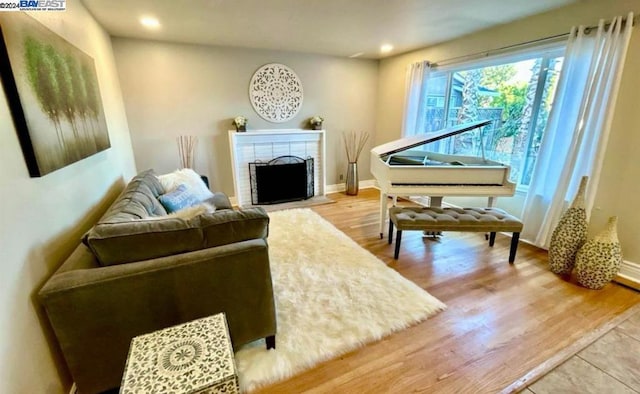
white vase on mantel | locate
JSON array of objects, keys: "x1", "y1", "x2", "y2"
[
  {"x1": 548, "y1": 176, "x2": 589, "y2": 275},
  {"x1": 574, "y1": 216, "x2": 623, "y2": 290}
]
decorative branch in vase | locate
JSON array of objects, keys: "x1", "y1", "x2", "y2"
[
  {"x1": 177, "y1": 135, "x2": 198, "y2": 169},
  {"x1": 342, "y1": 130, "x2": 370, "y2": 196}
]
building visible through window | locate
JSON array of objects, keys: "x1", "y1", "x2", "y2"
[{"x1": 419, "y1": 48, "x2": 564, "y2": 188}]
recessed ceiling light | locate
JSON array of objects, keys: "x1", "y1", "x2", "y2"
[
  {"x1": 349, "y1": 52, "x2": 364, "y2": 58},
  {"x1": 380, "y1": 44, "x2": 393, "y2": 53},
  {"x1": 140, "y1": 16, "x2": 161, "y2": 29}
]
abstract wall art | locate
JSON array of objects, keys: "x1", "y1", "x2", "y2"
[{"x1": 0, "y1": 13, "x2": 110, "y2": 177}]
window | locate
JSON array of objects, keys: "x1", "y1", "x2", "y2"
[{"x1": 419, "y1": 47, "x2": 564, "y2": 188}]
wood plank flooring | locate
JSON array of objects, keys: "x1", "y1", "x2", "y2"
[{"x1": 255, "y1": 189, "x2": 640, "y2": 393}]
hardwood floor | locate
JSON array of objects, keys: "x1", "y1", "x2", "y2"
[{"x1": 255, "y1": 189, "x2": 640, "y2": 393}]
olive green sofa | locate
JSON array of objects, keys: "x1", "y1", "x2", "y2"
[{"x1": 38, "y1": 170, "x2": 276, "y2": 394}]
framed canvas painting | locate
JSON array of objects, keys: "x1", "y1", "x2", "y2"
[{"x1": 0, "y1": 13, "x2": 110, "y2": 177}]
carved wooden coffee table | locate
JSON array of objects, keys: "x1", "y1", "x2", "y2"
[{"x1": 120, "y1": 313, "x2": 239, "y2": 393}]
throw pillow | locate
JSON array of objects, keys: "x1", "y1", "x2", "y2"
[
  {"x1": 158, "y1": 184, "x2": 200, "y2": 213},
  {"x1": 157, "y1": 168, "x2": 214, "y2": 202}
]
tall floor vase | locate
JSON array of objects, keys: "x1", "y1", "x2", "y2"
[
  {"x1": 346, "y1": 162, "x2": 359, "y2": 196},
  {"x1": 548, "y1": 176, "x2": 589, "y2": 275},
  {"x1": 575, "y1": 216, "x2": 623, "y2": 290}
]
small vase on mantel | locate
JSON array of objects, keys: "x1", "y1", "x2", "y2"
[
  {"x1": 575, "y1": 216, "x2": 623, "y2": 290},
  {"x1": 548, "y1": 176, "x2": 589, "y2": 275},
  {"x1": 346, "y1": 162, "x2": 359, "y2": 195}
]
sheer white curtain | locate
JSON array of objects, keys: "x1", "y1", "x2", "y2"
[
  {"x1": 402, "y1": 61, "x2": 431, "y2": 137},
  {"x1": 521, "y1": 13, "x2": 634, "y2": 248}
]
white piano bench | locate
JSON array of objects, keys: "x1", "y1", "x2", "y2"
[{"x1": 388, "y1": 206, "x2": 523, "y2": 263}]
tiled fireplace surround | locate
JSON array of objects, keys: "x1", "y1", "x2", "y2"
[{"x1": 228, "y1": 129, "x2": 326, "y2": 207}]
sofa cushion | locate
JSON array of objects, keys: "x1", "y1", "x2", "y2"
[
  {"x1": 98, "y1": 169, "x2": 167, "y2": 221},
  {"x1": 83, "y1": 216, "x2": 203, "y2": 266},
  {"x1": 84, "y1": 207, "x2": 269, "y2": 266},
  {"x1": 158, "y1": 184, "x2": 200, "y2": 213},
  {"x1": 197, "y1": 208, "x2": 269, "y2": 249}
]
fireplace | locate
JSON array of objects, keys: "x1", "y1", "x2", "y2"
[
  {"x1": 249, "y1": 156, "x2": 314, "y2": 204},
  {"x1": 228, "y1": 129, "x2": 326, "y2": 207}
]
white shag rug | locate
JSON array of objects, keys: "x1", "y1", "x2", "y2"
[{"x1": 235, "y1": 209, "x2": 446, "y2": 392}]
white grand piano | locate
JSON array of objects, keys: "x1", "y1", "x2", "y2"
[{"x1": 370, "y1": 120, "x2": 516, "y2": 238}]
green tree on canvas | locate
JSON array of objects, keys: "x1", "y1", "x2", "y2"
[{"x1": 23, "y1": 35, "x2": 104, "y2": 155}]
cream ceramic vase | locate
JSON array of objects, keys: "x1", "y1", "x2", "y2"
[
  {"x1": 575, "y1": 216, "x2": 623, "y2": 290},
  {"x1": 548, "y1": 176, "x2": 589, "y2": 275}
]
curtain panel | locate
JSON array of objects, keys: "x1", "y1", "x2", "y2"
[
  {"x1": 402, "y1": 61, "x2": 431, "y2": 137},
  {"x1": 521, "y1": 12, "x2": 634, "y2": 248}
]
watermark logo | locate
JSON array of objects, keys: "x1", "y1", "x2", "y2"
[{"x1": 0, "y1": 0, "x2": 66, "y2": 11}]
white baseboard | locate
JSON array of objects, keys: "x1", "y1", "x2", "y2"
[
  {"x1": 325, "y1": 179, "x2": 376, "y2": 193},
  {"x1": 616, "y1": 260, "x2": 640, "y2": 290},
  {"x1": 231, "y1": 179, "x2": 377, "y2": 204}
]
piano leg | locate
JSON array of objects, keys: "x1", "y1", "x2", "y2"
[
  {"x1": 424, "y1": 196, "x2": 443, "y2": 237},
  {"x1": 379, "y1": 192, "x2": 388, "y2": 239},
  {"x1": 486, "y1": 197, "x2": 496, "y2": 240},
  {"x1": 429, "y1": 196, "x2": 443, "y2": 207}
]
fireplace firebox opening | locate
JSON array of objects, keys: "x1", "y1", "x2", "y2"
[{"x1": 249, "y1": 156, "x2": 314, "y2": 205}]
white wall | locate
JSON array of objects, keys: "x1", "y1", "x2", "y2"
[
  {"x1": 376, "y1": 0, "x2": 640, "y2": 264},
  {"x1": 0, "y1": 1, "x2": 136, "y2": 392},
  {"x1": 112, "y1": 39, "x2": 378, "y2": 195}
]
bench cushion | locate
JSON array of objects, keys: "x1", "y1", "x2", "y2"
[{"x1": 389, "y1": 207, "x2": 523, "y2": 233}]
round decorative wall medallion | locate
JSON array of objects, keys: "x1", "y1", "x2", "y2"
[{"x1": 249, "y1": 63, "x2": 303, "y2": 123}]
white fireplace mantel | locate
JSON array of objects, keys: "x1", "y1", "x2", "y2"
[{"x1": 228, "y1": 129, "x2": 326, "y2": 207}]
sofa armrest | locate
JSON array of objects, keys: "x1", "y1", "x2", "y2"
[{"x1": 39, "y1": 239, "x2": 276, "y2": 393}]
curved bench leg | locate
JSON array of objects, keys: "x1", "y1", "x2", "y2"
[
  {"x1": 509, "y1": 232, "x2": 520, "y2": 264},
  {"x1": 394, "y1": 230, "x2": 403, "y2": 259}
]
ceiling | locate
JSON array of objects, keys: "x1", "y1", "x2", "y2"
[{"x1": 82, "y1": 0, "x2": 577, "y2": 59}]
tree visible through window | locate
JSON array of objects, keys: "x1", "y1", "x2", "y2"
[{"x1": 422, "y1": 49, "x2": 564, "y2": 187}]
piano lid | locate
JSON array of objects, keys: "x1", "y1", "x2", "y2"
[{"x1": 371, "y1": 120, "x2": 492, "y2": 157}]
